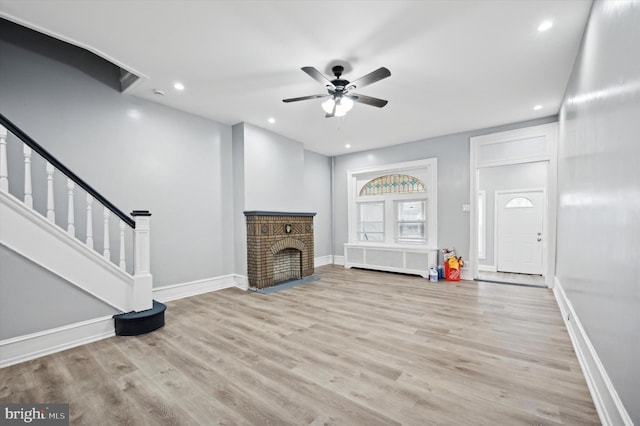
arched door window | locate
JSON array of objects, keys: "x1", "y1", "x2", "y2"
[{"x1": 505, "y1": 197, "x2": 534, "y2": 208}]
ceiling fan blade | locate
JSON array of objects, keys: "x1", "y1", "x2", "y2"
[
  {"x1": 348, "y1": 67, "x2": 391, "y2": 90},
  {"x1": 349, "y1": 93, "x2": 388, "y2": 108},
  {"x1": 301, "y1": 67, "x2": 335, "y2": 87},
  {"x1": 282, "y1": 94, "x2": 329, "y2": 103}
]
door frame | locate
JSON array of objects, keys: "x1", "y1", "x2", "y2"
[
  {"x1": 469, "y1": 122, "x2": 558, "y2": 288},
  {"x1": 494, "y1": 187, "x2": 546, "y2": 275}
]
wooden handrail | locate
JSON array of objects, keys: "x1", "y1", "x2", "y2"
[{"x1": 0, "y1": 113, "x2": 135, "y2": 228}]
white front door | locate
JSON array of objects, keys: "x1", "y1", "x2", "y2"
[{"x1": 496, "y1": 191, "x2": 544, "y2": 274}]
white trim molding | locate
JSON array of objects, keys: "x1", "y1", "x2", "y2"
[
  {"x1": 0, "y1": 315, "x2": 115, "y2": 368},
  {"x1": 477, "y1": 264, "x2": 497, "y2": 272},
  {"x1": 469, "y1": 122, "x2": 558, "y2": 288},
  {"x1": 233, "y1": 274, "x2": 249, "y2": 290},
  {"x1": 553, "y1": 277, "x2": 633, "y2": 426},
  {"x1": 0, "y1": 190, "x2": 136, "y2": 311},
  {"x1": 153, "y1": 275, "x2": 238, "y2": 303},
  {"x1": 347, "y1": 158, "x2": 438, "y2": 249},
  {"x1": 314, "y1": 255, "x2": 334, "y2": 267},
  {"x1": 333, "y1": 255, "x2": 345, "y2": 266},
  {"x1": 460, "y1": 267, "x2": 472, "y2": 281}
]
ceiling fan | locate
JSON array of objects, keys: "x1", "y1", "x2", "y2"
[{"x1": 283, "y1": 65, "x2": 391, "y2": 118}]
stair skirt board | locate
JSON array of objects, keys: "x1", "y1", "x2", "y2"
[{"x1": 113, "y1": 300, "x2": 167, "y2": 336}]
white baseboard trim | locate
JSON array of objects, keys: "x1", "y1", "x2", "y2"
[
  {"x1": 461, "y1": 267, "x2": 473, "y2": 280},
  {"x1": 233, "y1": 274, "x2": 249, "y2": 291},
  {"x1": 333, "y1": 255, "x2": 345, "y2": 266},
  {"x1": 0, "y1": 315, "x2": 115, "y2": 369},
  {"x1": 478, "y1": 264, "x2": 497, "y2": 272},
  {"x1": 153, "y1": 274, "x2": 238, "y2": 303},
  {"x1": 314, "y1": 255, "x2": 333, "y2": 267},
  {"x1": 553, "y1": 277, "x2": 633, "y2": 426}
]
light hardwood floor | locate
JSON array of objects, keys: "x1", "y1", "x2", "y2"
[{"x1": 0, "y1": 265, "x2": 599, "y2": 425}]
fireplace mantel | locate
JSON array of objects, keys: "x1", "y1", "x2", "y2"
[{"x1": 244, "y1": 211, "x2": 317, "y2": 217}]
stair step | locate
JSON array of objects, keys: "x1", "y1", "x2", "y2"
[{"x1": 113, "y1": 300, "x2": 166, "y2": 336}]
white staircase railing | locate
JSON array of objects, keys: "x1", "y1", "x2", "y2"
[{"x1": 0, "y1": 116, "x2": 152, "y2": 312}]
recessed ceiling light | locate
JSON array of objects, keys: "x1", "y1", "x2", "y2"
[
  {"x1": 534, "y1": 104, "x2": 543, "y2": 110},
  {"x1": 173, "y1": 82, "x2": 185, "y2": 91},
  {"x1": 127, "y1": 109, "x2": 141, "y2": 119},
  {"x1": 345, "y1": 144, "x2": 351, "y2": 149},
  {"x1": 538, "y1": 20, "x2": 553, "y2": 32},
  {"x1": 268, "y1": 117, "x2": 276, "y2": 124}
]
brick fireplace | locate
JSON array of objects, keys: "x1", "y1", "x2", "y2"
[{"x1": 244, "y1": 211, "x2": 316, "y2": 289}]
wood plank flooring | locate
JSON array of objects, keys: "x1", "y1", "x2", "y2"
[{"x1": 0, "y1": 265, "x2": 599, "y2": 425}]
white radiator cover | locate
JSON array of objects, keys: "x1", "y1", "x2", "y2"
[{"x1": 344, "y1": 243, "x2": 437, "y2": 278}]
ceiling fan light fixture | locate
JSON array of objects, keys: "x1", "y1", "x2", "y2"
[
  {"x1": 322, "y1": 96, "x2": 354, "y2": 116},
  {"x1": 339, "y1": 96, "x2": 354, "y2": 112},
  {"x1": 322, "y1": 98, "x2": 336, "y2": 114}
]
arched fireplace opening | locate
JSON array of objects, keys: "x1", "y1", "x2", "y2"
[{"x1": 273, "y1": 248, "x2": 302, "y2": 283}]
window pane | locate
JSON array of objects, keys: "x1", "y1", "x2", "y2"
[
  {"x1": 505, "y1": 197, "x2": 533, "y2": 208},
  {"x1": 397, "y1": 201, "x2": 425, "y2": 221},
  {"x1": 358, "y1": 202, "x2": 384, "y2": 242},
  {"x1": 360, "y1": 222, "x2": 384, "y2": 233},
  {"x1": 358, "y1": 232, "x2": 384, "y2": 242},
  {"x1": 397, "y1": 223, "x2": 425, "y2": 240},
  {"x1": 360, "y1": 202, "x2": 384, "y2": 221}
]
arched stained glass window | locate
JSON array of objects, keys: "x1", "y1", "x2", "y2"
[
  {"x1": 505, "y1": 197, "x2": 533, "y2": 208},
  {"x1": 359, "y1": 174, "x2": 426, "y2": 196}
]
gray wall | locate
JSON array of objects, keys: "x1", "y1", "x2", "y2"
[
  {"x1": 556, "y1": 0, "x2": 639, "y2": 421},
  {"x1": 303, "y1": 150, "x2": 332, "y2": 258},
  {"x1": 0, "y1": 245, "x2": 118, "y2": 339},
  {"x1": 0, "y1": 19, "x2": 234, "y2": 288},
  {"x1": 232, "y1": 123, "x2": 247, "y2": 276},
  {"x1": 332, "y1": 116, "x2": 558, "y2": 261},
  {"x1": 232, "y1": 123, "x2": 332, "y2": 277},
  {"x1": 243, "y1": 123, "x2": 305, "y2": 212},
  {"x1": 478, "y1": 161, "x2": 547, "y2": 267}
]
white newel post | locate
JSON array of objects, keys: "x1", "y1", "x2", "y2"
[
  {"x1": 46, "y1": 162, "x2": 55, "y2": 223},
  {"x1": 132, "y1": 210, "x2": 153, "y2": 312},
  {"x1": 67, "y1": 179, "x2": 75, "y2": 236},
  {"x1": 86, "y1": 194, "x2": 94, "y2": 249},
  {"x1": 103, "y1": 207, "x2": 111, "y2": 260},
  {"x1": 0, "y1": 126, "x2": 8, "y2": 192},
  {"x1": 119, "y1": 220, "x2": 126, "y2": 271},
  {"x1": 23, "y1": 145, "x2": 33, "y2": 208}
]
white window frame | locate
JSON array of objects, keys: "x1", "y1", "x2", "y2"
[{"x1": 347, "y1": 158, "x2": 437, "y2": 248}]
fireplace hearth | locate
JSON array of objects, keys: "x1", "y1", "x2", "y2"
[{"x1": 244, "y1": 211, "x2": 316, "y2": 289}]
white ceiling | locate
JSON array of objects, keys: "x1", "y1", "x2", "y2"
[{"x1": 1, "y1": 0, "x2": 592, "y2": 156}]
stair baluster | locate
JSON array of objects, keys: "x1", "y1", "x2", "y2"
[
  {"x1": 46, "y1": 162, "x2": 55, "y2": 223},
  {"x1": 23, "y1": 145, "x2": 33, "y2": 208},
  {"x1": 67, "y1": 178, "x2": 75, "y2": 236},
  {"x1": 86, "y1": 194, "x2": 94, "y2": 249},
  {"x1": 0, "y1": 126, "x2": 7, "y2": 192},
  {"x1": 119, "y1": 220, "x2": 126, "y2": 271},
  {"x1": 103, "y1": 207, "x2": 111, "y2": 260}
]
